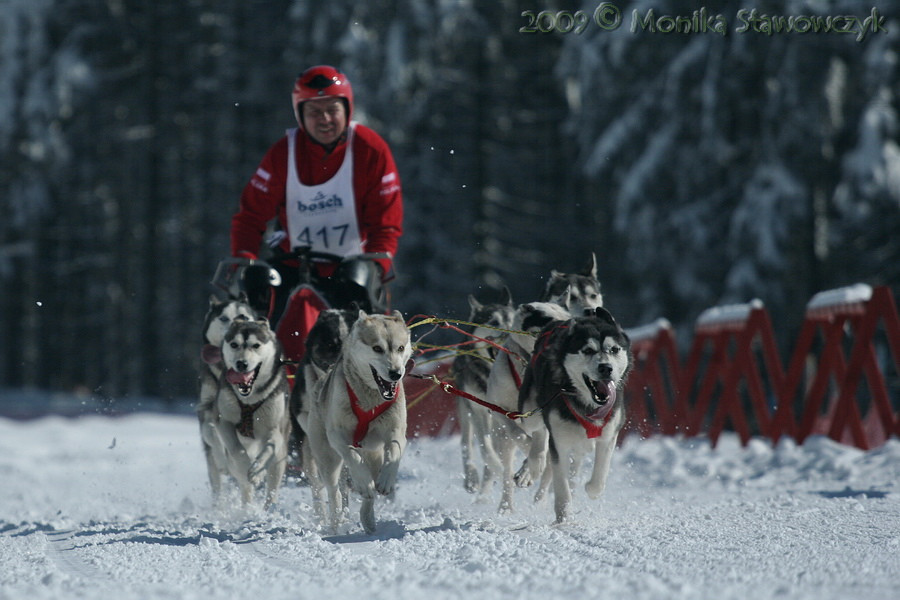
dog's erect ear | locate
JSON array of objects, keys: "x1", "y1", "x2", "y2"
[
  {"x1": 391, "y1": 309, "x2": 404, "y2": 322},
  {"x1": 358, "y1": 309, "x2": 368, "y2": 321},
  {"x1": 582, "y1": 253, "x2": 598, "y2": 279},
  {"x1": 498, "y1": 286, "x2": 513, "y2": 307},
  {"x1": 592, "y1": 306, "x2": 617, "y2": 327},
  {"x1": 209, "y1": 294, "x2": 223, "y2": 307},
  {"x1": 255, "y1": 316, "x2": 269, "y2": 327},
  {"x1": 467, "y1": 294, "x2": 483, "y2": 312},
  {"x1": 237, "y1": 291, "x2": 250, "y2": 304}
]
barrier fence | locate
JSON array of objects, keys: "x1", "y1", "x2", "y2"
[{"x1": 624, "y1": 284, "x2": 900, "y2": 450}]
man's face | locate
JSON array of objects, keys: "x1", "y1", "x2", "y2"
[{"x1": 301, "y1": 97, "x2": 347, "y2": 146}]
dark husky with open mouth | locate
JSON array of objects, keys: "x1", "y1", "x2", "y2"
[
  {"x1": 214, "y1": 315, "x2": 291, "y2": 508},
  {"x1": 517, "y1": 307, "x2": 632, "y2": 523}
]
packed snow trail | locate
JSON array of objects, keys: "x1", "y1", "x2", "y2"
[{"x1": 1, "y1": 414, "x2": 898, "y2": 600}]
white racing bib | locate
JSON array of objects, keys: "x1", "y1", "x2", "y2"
[{"x1": 285, "y1": 124, "x2": 363, "y2": 257}]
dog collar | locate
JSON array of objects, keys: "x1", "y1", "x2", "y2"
[
  {"x1": 347, "y1": 382, "x2": 395, "y2": 448},
  {"x1": 237, "y1": 398, "x2": 266, "y2": 438},
  {"x1": 562, "y1": 394, "x2": 611, "y2": 439}
]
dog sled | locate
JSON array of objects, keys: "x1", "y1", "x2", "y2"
[
  {"x1": 212, "y1": 246, "x2": 388, "y2": 363},
  {"x1": 210, "y1": 247, "x2": 458, "y2": 437}
]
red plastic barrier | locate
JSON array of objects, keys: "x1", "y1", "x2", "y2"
[
  {"x1": 622, "y1": 285, "x2": 899, "y2": 450},
  {"x1": 624, "y1": 319, "x2": 682, "y2": 438},
  {"x1": 682, "y1": 300, "x2": 784, "y2": 447},
  {"x1": 782, "y1": 285, "x2": 900, "y2": 450}
]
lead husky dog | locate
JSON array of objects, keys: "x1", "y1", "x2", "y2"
[
  {"x1": 449, "y1": 288, "x2": 515, "y2": 494},
  {"x1": 214, "y1": 315, "x2": 291, "y2": 508},
  {"x1": 305, "y1": 310, "x2": 413, "y2": 534},
  {"x1": 518, "y1": 307, "x2": 631, "y2": 523},
  {"x1": 484, "y1": 256, "x2": 605, "y2": 511},
  {"x1": 198, "y1": 295, "x2": 257, "y2": 499}
]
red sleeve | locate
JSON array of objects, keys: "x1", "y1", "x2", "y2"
[
  {"x1": 231, "y1": 137, "x2": 289, "y2": 257},
  {"x1": 353, "y1": 126, "x2": 403, "y2": 279}
]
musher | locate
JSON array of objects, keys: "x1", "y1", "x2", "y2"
[{"x1": 230, "y1": 65, "x2": 404, "y2": 362}]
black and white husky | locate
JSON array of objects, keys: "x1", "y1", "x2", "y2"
[
  {"x1": 518, "y1": 307, "x2": 631, "y2": 523},
  {"x1": 449, "y1": 288, "x2": 515, "y2": 494},
  {"x1": 213, "y1": 316, "x2": 292, "y2": 508},
  {"x1": 304, "y1": 311, "x2": 413, "y2": 534},
  {"x1": 198, "y1": 295, "x2": 257, "y2": 500}
]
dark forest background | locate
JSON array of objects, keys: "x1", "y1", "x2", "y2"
[{"x1": 1, "y1": 0, "x2": 898, "y2": 406}]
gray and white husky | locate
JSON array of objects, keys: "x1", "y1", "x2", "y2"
[
  {"x1": 305, "y1": 310, "x2": 413, "y2": 534},
  {"x1": 541, "y1": 253, "x2": 603, "y2": 315},
  {"x1": 213, "y1": 315, "x2": 292, "y2": 508},
  {"x1": 198, "y1": 295, "x2": 257, "y2": 499},
  {"x1": 484, "y1": 301, "x2": 572, "y2": 511},
  {"x1": 518, "y1": 307, "x2": 632, "y2": 523},
  {"x1": 449, "y1": 288, "x2": 515, "y2": 494}
]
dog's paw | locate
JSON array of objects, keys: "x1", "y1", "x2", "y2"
[
  {"x1": 374, "y1": 473, "x2": 396, "y2": 496},
  {"x1": 360, "y1": 507, "x2": 377, "y2": 534},
  {"x1": 584, "y1": 480, "x2": 605, "y2": 499},
  {"x1": 248, "y1": 462, "x2": 266, "y2": 486},
  {"x1": 513, "y1": 466, "x2": 533, "y2": 488},
  {"x1": 463, "y1": 466, "x2": 480, "y2": 493}
]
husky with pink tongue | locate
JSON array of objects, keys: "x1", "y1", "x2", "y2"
[
  {"x1": 214, "y1": 315, "x2": 291, "y2": 508},
  {"x1": 517, "y1": 307, "x2": 632, "y2": 524},
  {"x1": 303, "y1": 310, "x2": 413, "y2": 534}
]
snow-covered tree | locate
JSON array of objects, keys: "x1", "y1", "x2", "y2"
[{"x1": 558, "y1": 0, "x2": 900, "y2": 345}]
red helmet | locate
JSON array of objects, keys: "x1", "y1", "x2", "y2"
[{"x1": 292, "y1": 65, "x2": 353, "y2": 128}]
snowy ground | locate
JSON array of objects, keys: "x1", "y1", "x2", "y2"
[{"x1": 1, "y1": 413, "x2": 898, "y2": 600}]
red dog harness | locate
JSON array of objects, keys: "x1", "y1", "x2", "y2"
[
  {"x1": 562, "y1": 395, "x2": 613, "y2": 439},
  {"x1": 347, "y1": 382, "x2": 395, "y2": 448}
]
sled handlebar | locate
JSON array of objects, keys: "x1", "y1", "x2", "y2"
[
  {"x1": 211, "y1": 247, "x2": 392, "y2": 296},
  {"x1": 263, "y1": 246, "x2": 393, "y2": 288},
  {"x1": 266, "y1": 246, "x2": 392, "y2": 266}
]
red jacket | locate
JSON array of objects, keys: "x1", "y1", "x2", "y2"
[{"x1": 231, "y1": 124, "x2": 403, "y2": 277}]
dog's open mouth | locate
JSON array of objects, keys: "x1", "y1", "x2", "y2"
[
  {"x1": 370, "y1": 366, "x2": 398, "y2": 401},
  {"x1": 582, "y1": 375, "x2": 616, "y2": 420},
  {"x1": 583, "y1": 375, "x2": 617, "y2": 416},
  {"x1": 226, "y1": 365, "x2": 260, "y2": 396}
]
